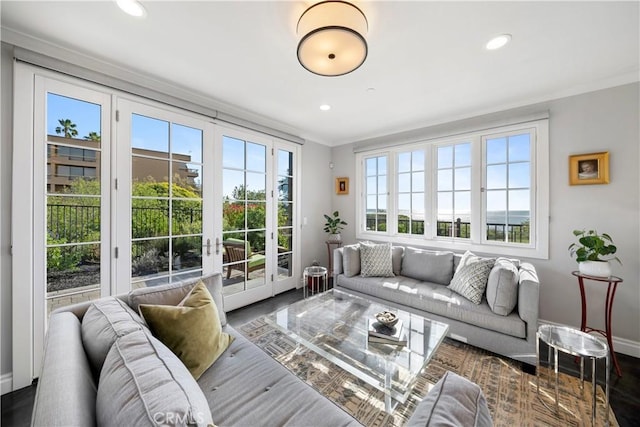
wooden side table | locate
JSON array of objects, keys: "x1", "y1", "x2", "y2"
[{"x1": 571, "y1": 271, "x2": 623, "y2": 377}]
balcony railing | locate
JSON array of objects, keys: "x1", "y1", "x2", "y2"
[{"x1": 367, "y1": 217, "x2": 530, "y2": 243}]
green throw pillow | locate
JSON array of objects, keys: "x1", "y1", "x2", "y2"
[{"x1": 139, "y1": 281, "x2": 234, "y2": 380}]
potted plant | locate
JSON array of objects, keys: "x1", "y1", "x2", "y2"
[
  {"x1": 323, "y1": 211, "x2": 347, "y2": 242},
  {"x1": 568, "y1": 229, "x2": 621, "y2": 277}
]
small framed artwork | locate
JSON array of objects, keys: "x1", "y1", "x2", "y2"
[
  {"x1": 569, "y1": 152, "x2": 609, "y2": 185},
  {"x1": 335, "y1": 177, "x2": 349, "y2": 195}
]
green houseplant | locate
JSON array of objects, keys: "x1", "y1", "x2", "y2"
[
  {"x1": 568, "y1": 229, "x2": 621, "y2": 277},
  {"x1": 323, "y1": 211, "x2": 347, "y2": 242}
]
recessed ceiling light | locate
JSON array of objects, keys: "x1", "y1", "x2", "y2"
[
  {"x1": 116, "y1": 0, "x2": 147, "y2": 18},
  {"x1": 320, "y1": 104, "x2": 331, "y2": 111},
  {"x1": 486, "y1": 34, "x2": 511, "y2": 50}
]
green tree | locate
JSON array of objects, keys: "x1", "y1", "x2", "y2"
[
  {"x1": 84, "y1": 131, "x2": 101, "y2": 142},
  {"x1": 55, "y1": 119, "x2": 78, "y2": 138}
]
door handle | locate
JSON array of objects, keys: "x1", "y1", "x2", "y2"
[
  {"x1": 215, "y1": 237, "x2": 221, "y2": 255},
  {"x1": 204, "y1": 238, "x2": 211, "y2": 256}
]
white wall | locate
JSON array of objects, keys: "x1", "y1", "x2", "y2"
[
  {"x1": 330, "y1": 83, "x2": 640, "y2": 355},
  {"x1": 1, "y1": 43, "x2": 13, "y2": 385},
  {"x1": 299, "y1": 140, "x2": 333, "y2": 270}
]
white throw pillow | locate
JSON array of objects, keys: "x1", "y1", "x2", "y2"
[
  {"x1": 342, "y1": 243, "x2": 361, "y2": 277},
  {"x1": 486, "y1": 257, "x2": 520, "y2": 315},
  {"x1": 447, "y1": 251, "x2": 495, "y2": 304},
  {"x1": 360, "y1": 242, "x2": 394, "y2": 277}
]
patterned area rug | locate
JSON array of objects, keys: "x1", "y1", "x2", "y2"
[{"x1": 239, "y1": 318, "x2": 618, "y2": 427}]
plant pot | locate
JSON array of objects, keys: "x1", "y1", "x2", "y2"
[
  {"x1": 328, "y1": 233, "x2": 341, "y2": 242},
  {"x1": 578, "y1": 260, "x2": 612, "y2": 278}
]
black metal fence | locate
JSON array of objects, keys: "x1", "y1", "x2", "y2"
[
  {"x1": 47, "y1": 203, "x2": 202, "y2": 242},
  {"x1": 368, "y1": 217, "x2": 529, "y2": 243}
]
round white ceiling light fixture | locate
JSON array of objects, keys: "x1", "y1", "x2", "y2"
[
  {"x1": 116, "y1": 0, "x2": 147, "y2": 18},
  {"x1": 320, "y1": 104, "x2": 331, "y2": 111},
  {"x1": 297, "y1": 1, "x2": 368, "y2": 77},
  {"x1": 486, "y1": 34, "x2": 512, "y2": 50}
]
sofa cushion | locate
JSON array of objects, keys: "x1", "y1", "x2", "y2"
[
  {"x1": 342, "y1": 243, "x2": 361, "y2": 277},
  {"x1": 97, "y1": 329, "x2": 213, "y2": 427},
  {"x1": 360, "y1": 242, "x2": 394, "y2": 277},
  {"x1": 81, "y1": 297, "x2": 145, "y2": 376},
  {"x1": 337, "y1": 274, "x2": 526, "y2": 338},
  {"x1": 197, "y1": 325, "x2": 361, "y2": 426},
  {"x1": 139, "y1": 281, "x2": 234, "y2": 380},
  {"x1": 406, "y1": 371, "x2": 493, "y2": 427},
  {"x1": 448, "y1": 252, "x2": 495, "y2": 304},
  {"x1": 486, "y1": 258, "x2": 520, "y2": 316},
  {"x1": 129, "y1": 272, "x2": 227, "y2": 326},
  {"x1": 401, "y1": 247, "x2": 454, "y2": 285}
]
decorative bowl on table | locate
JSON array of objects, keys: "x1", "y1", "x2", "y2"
[{"x1": 375, "y1": 311, "x2": 399, "y2": 327}]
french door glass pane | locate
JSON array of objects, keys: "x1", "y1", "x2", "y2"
[
  {"x1": 45, "y1": 92, "x2": 103, "y2": 314},
  {"x1": 276, "y1": 149, "x2": 294, "y2": 279},
  {"x1": 222, "y1": 136, "x2": 267, "y2": 293},
  {"x1": 131, "y1": 113, "x2": 204, "y2": 287}
]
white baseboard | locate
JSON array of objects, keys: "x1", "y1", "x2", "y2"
[
  {"x1": 539, "y1": 319, "x2": 640, "y2": 358},
  {"x1": 1, "y1": 372, "x2": 12, "y2": 395}
]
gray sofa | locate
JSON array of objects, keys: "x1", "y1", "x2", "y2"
[
  {"x1": 333, "y1": 244, "x2": 540, "y2": 366},
  {"x1": 31, "y1": 273, "x2": 361, "y2": 427},
  {"x1": 32, "y1": 271, "x2": 494, "y2": 426}
]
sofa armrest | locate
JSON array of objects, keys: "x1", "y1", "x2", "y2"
[
  {"x1": 32, "y1": 312, "x2": 97, "y2": 427},
  {"x1": 517, "y1": 262, "x2": 540, "y2": 338},
  {"x1": 333, "y1": 247, "x2": 345, "y2": 278},
  {"x1": 406, "y1": 371, "x2": 493, "y2": 427}
]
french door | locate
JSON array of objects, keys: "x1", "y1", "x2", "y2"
[
  {"x1": 115, "y1": 99, "x2": 216, "y2": 294},
  {"x1": 35, "y1": 79, "x2": 112, "y2": 320},
  {"x1": 217, "y1": 126, "x2": 300, "y2": 311},
  {"x1": 13, "y1": 65, "x2": 299, "y2": 389}
]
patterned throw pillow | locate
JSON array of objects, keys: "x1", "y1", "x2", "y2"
[
  {"x1": 360, "y1": 242, "x2": 394, "y2": 277},
  {"x1": 447, "y1": 252, "x2": 495, "y2": 304}
]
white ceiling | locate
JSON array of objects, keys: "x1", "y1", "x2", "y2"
[{"x1": 1, "y1": 1, "x2": 638, "y2": 146}]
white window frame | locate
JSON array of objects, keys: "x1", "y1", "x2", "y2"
[{"x1": 356, "y1": 119, "x2": 549, "y2": 259}]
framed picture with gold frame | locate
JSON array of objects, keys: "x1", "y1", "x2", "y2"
[
  {"x1": 569, "y1": 152, "x2": 609, "y2": 185},
  {"x1": 335, "y1": 177, "x2": 349, "y2": 195}
]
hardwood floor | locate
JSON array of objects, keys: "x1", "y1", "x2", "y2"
[{"x1": 2, "y1": 287, "x2": 639, "y2": 426}]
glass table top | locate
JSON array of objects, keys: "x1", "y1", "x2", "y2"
[
  {"x1": 538, "y1": 324, "x2": 609, "y2": 358},
  {"x1": 264, "y1": 289, "x2": 450, "y2": 405}
]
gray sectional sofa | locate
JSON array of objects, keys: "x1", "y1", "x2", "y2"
[
  {"x1": 32, "y1": 271, "x2": 495, "y2": 426},
  {"x1": 333, "y1": 244, "x2": 540, "y2": 366}
]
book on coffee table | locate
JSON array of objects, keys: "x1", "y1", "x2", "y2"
[{"x1": 368, "y1": 319, "x2": 407, "y2": 346}]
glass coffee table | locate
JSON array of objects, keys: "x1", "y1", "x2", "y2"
[{"x1": 264, "y1": 289, "x2": 449, "y2": 412}]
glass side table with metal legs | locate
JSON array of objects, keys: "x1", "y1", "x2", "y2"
[
  {"x1": 302, "y1": 266, "x2": 328, "y2": 298},
  {"x1": 536, "y1": 324, "x2": 610, "y2": 426}
]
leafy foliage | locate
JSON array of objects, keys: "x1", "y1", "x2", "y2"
[
  {"x1": 55, "y1": 118, "x2": 78, "y2": 138},
  {"x1": 568, "y1": 229, "x2": 621, "y2": 264},
  {"x1": 323, "y1": 211, "x2": 347, "y2": 234}
]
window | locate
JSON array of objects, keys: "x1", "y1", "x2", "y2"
[
  {"x1": 397, "y1": 150, "x2": 425, "y2": 235},
  {"x1": 365, "y1": 155, "x2": 388, "y2": 232},
  {"x1": 356, "y1": 119, "x2": 548, "y2": 259},
  {"x1": 436, "y1": 143, "x2": 471, "y2": 239},
  {"x1": 484, "y1": 131, "x2": 532, "y2": 244}
]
